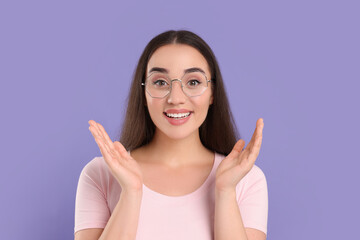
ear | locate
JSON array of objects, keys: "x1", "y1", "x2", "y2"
[{"x1": 209, "y1": 95, "x2": 214, "y2": 105}]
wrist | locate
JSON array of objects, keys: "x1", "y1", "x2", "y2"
[
  {"x1": 215, "y1": 188, "x2": 237, "y2": 200},
  {"x1": 121, "y1": 188, "x2": 143, "y2": 198}
]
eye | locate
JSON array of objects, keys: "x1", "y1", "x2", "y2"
[
  {"x1": 153, "y1": 79, "x2": 169, "y2": 86},
  {"x1": 188, "y1": 79, "x2": 200, "y2": 86}
]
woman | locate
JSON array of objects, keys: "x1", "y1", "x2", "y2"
[{"x1": 74, "y1": 30, "x2": 268, "y2": 240}]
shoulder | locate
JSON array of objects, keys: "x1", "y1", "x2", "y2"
[
  {"x1": 237, "y1": 164, "x2": 268, "y2": 204},
  {"x1": 82, "y1": 156, "x2": 107, "y2": 171},
  {"x1": 81, "y1": 156, "x2": 108, "y2": 176},
  {"x1": 239, "y1": 164, "x2": 267, "y2": 191},
  {"x1": 78, "y1": 156, "x2": 113, "y2": 189},
  {"x1": 236, "y1": 165, "x2": 268, "y2": 235},
  {"x1": 245, "y1": 165, "x2": 266, "y2": 182}
]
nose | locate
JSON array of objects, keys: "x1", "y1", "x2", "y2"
[{"x1": 167, "y1": 79, "x2": 186, "y2": 104}]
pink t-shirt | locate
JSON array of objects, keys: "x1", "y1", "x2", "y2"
[{"x1": 74, "y1": 152, "x2": 268, "y2": 238}]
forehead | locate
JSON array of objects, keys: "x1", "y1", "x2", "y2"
[{"x1": 146, "y1": 44, "x2": 211, "y2": 77}]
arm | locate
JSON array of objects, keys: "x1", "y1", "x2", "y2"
[
  {"x1": 98, "y1": 190, "x2": 143, "y2": 240},
  {"x1": 214, "y1": 189, "x2": 266, "y2": 240},
  {"x1": 75, "y1": 190, "x2": 143, "y2": 240},
  {"x1": 214, "y1": 118, "x2": 267, "y2": 239},
  {"x1": 74, "y1": 120, "x2": 144, "y2": 240}
]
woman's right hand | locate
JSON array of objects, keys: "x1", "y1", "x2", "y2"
[{"x1": 88, "y1": 120, "x2": 143, "y2": 193}]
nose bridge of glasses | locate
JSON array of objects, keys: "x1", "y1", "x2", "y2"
[
  {"x1": 168, "y1": 78, "x2": 187, "y2": 98},
  {"x1": 170, "y1": 78, "x2": 183, "y2": 88}
]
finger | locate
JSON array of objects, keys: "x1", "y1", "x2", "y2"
[
  {"x1": 244, "y1": 118, "x2": 263, "y2": 152},
  {"x1": 114, "y1": 141, "x2": 131, "y2": 160},
  {"x1": 88, "y1": 121, "x2": 103, "y2": 141},
  {"x1": 244, "y1": 119, "x2": 259, "y2": 151},
  {"x1": 92, "y1": 122, "x2": 117, "y2": 158},
  {"x1": 94, "y1": 136, "x2": 114, "y2": 164},
  {"x1": 96, "y1": 122, "x2": 115, "y2": 149},
  {"x1": 247, "y1": 132, "x2": 263, "y2": 162},
  {"x1": 89, "y1": 125, "x2": 119, "y2": 160},
  {"x1": 241, "y1": 119, "x2": 264, "y2": 164},
  {"x1": 88, "y1": 120, "x2": 103, "y2": 137},
  {"x1": 247, "y1": 121, "x2": 264, "y2": 162},
  {"x1": 227, "y1": 139, "x2": 245, "y2": 160},
  {"x1": 88, "y1": 120, "x2": 97, "y2": 127},
  {"x1": 238, "y1": 122, "x2": 258, "y2": 163},
  {"x1": 89, "y1": 125, "x2": 102, "y2": 141},
  {"x1": 114, "y1": 141, "x2": 127, "y2": 155}
]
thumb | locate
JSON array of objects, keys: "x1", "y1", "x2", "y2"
[
  {"x1": 114, "y1": 141, "x2": 127, "y2": 155},
  {"x1": 227, "y1": 139, "x2": 245, "y2": 160}
]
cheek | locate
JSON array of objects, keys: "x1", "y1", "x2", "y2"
[
  {"x1": 145, "y1": 97, "x2": 163, "y2": 119},
  {"x1": 193, "y1": 98, "x2": 211, "y2": 121}
]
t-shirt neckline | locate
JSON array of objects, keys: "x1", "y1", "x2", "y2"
[{"x1": 128, "y1": 151, "x2": 220, "y2": 203}]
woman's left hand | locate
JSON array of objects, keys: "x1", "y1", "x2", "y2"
[{"x1": 215, "y1": 118, "x2": 264, "y2": 193}]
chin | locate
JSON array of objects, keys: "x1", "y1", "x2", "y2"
[
  {"x1": 158, "y1": 127, "x2": 199, "y2": 141},
  {"x1": 167, "y1": 133, "x2": 193, "y2": 141}
]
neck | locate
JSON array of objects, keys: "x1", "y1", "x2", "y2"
[{"x1": 144, "y1": 128, "x2": 211, "y2": 168}]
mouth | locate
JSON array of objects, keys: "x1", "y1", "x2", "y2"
[{"x1": 163, "y1": 112, "x2": 192, "y2": 119}]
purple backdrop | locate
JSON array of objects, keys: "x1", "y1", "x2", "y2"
[{"x1": 1, "y1": 0, "x2": 359, "y2": 239}]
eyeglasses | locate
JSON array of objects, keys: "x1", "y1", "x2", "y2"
[{"x1": 141, "y1": 71, "x2": 212, "y2": 98}]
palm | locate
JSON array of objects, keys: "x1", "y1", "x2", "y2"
[
  {"x1": 215, "y1": 118, "x2": 264, "y2": 193},
  {"x1": 88, "y1": 120, "x2": 143, "y2": 192}
]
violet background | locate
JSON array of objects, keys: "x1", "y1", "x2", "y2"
[{"x1": 1, "y1": 0, "x2": 359, "y2": 239}]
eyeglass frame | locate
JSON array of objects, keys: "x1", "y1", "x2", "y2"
[{"x1": 141, "y1": 71, "x2": 213, "y2": 98}]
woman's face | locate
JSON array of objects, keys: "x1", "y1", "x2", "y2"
[{"x1": 145, "y1": 44, "x2": 213, "y2": 140}]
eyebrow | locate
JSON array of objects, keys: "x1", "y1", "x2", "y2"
[{"x1": 148, "y1": 67, "x2": 206, "y2": 75}]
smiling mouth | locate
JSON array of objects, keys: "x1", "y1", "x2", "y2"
[{"x1": 164, "y1": 112, "x2": 192, "y2": 119}]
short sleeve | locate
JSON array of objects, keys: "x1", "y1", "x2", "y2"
[
  {"x1": 237, "y1": 165, "x2": 268, "y2": 235},
  {"x1": 74, "y1": 157, "x2": 110, "y2": 233}
]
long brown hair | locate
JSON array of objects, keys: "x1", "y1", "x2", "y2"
[{"x1": 119, "y1": 30, "x2": 240, "y2": 156}]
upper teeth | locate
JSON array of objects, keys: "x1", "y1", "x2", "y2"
[{"x1": 166, "y1": 112, "x2": 191, "y2": 118}]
